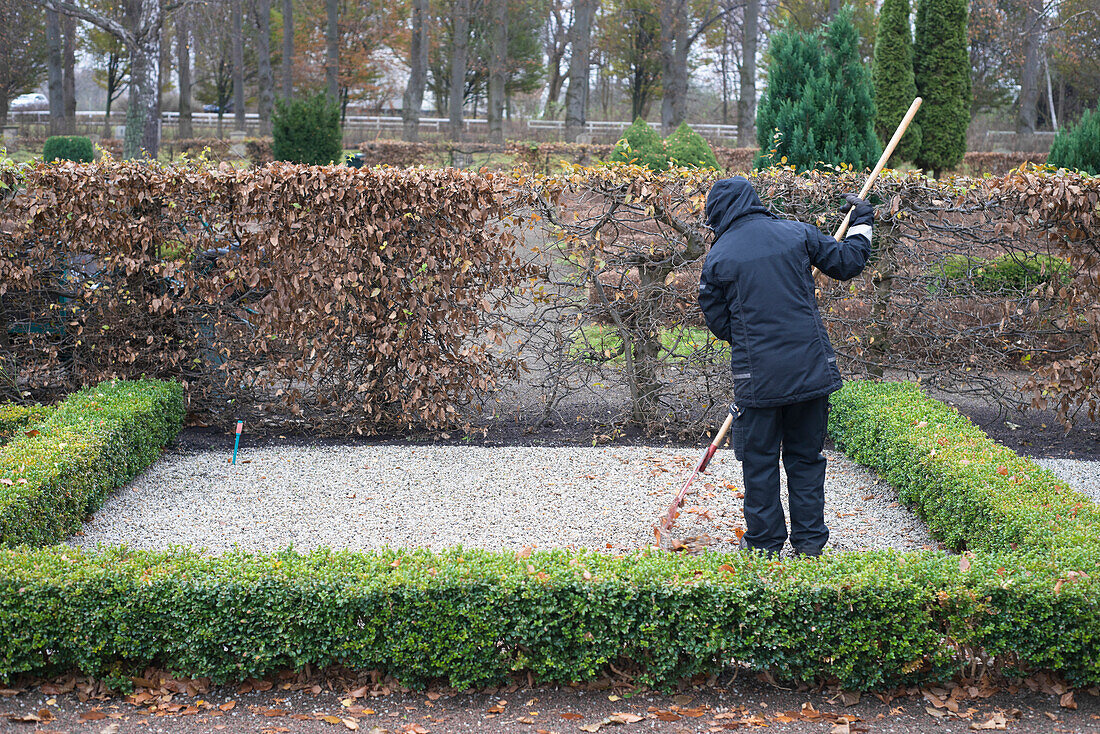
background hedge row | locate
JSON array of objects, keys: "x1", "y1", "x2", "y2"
[{"x1": 0, "y1": 379, "x2": 184, "y2": 547}]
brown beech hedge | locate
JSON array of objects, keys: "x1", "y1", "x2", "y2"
[
  {"x1": 1, "y1": 160, "x2": 1097, "y2": 433},
  {"x1": 0, "y1": 161, "x2": 531, "y2": 431}
]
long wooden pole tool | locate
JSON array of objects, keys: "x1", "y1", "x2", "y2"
[
  {"x1": 655, "y1": 408, "x2": 738, "y2": 543},
  {"x1": 656, "y1": 98, "x2": 923, "y2": 545},
  {"x1": 832, "y1": 96, "x2": 922, "y2": 241}
]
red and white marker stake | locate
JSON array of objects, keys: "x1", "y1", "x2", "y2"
[{"x1": 655, "y1": 409, "x2": 738, "y2": 544}]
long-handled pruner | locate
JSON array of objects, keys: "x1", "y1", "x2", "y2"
[{"x1": 655, "y1": 404, "x2": 742, "y2": 544}]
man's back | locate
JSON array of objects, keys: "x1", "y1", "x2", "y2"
[{"x1": 698, "y1": 177, "x2": 871, "y2": 408}]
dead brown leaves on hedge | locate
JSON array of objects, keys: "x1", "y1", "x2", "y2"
[{"x1": 0, "y1": 160, "x2": 532, "y2": 432}]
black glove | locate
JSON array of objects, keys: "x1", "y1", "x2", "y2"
[{"x1": 840, "y1": 193, "x2": 873, "y2": 225}]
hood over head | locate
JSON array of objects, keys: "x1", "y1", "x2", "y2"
[{"x1": 705, "y1": 176, "x2": 774, "y2": 237}]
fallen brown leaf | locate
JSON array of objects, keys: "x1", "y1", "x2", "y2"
[
  {"x1": 322, "y1": 715, "x2": 343, "y2": 724},
  {"x1": 219, "y1": 701, "x2": 236, "y2": 711},
  {"x1": 969, "y1": 712, "x2": 1007, "y2": 730},
  {"x1": 1060, "y1": 692, "x2": 1076, "y2": 710},
  {"x1": 654, "y1": 710, "x2": 681, "y2": 722},
  {"x1": 8, "y1": 708, "x2": 54, "y2": 723},
  {"x1": 560, "y1": 712, "x2": 584, "y2": 720},
  {"x1": 80, "y1": 709, "x2": 108, "y2": 721},
  {"x1": 610, "y1": 712, "x2": 643, "y2": 723}
]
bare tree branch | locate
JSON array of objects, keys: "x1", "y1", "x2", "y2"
[{"x1": 41, "y1": 0, "x2": 134, "y2": 49}]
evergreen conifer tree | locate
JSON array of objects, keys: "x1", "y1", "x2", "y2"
[
  {"x1": 872, "y1": 0, "x2": 921, "y2": 161},
  {"x1": 755, "y1": 10, "x2": 879, "y2": 171},
  {"x1": 822, "y1": 9, "x2": 881, "y2": 168},
  {"x1": 913, "y1": 0, "x2": 969, "y2": 175}
]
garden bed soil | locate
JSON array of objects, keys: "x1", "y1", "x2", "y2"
[{"x1": 2, "y1": 670, "x2": 1097, "y2": 734}]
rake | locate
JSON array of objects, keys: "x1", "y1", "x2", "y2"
[{"x1": 654, "y1": 98, "x2": 923, "y2": 545}]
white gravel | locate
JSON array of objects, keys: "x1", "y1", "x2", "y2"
[
  {"x1": 1034, "y1": 459, "x2": 1100, "y2": 502},
  {"x1": 69, "y1": 445, "x2": 937, "y2": 554}
]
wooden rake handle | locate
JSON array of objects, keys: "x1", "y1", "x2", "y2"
[{"x1": 832, "y1": 97, "x2": 923, "y2": 241}]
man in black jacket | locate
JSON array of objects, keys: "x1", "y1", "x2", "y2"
[{"x1": 698, "y1": 176, "x2": 873, "y2": 556}]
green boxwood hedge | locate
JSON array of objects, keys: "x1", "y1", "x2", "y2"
[
  {"x1": 828, "y1": 380, "x2": 1100, "y2": 556},
  {"x1": 937, "y1": 253, "x2": 1071, "y2": 294},
  {"x1": 0, "y1": 378, "x2": 1097, "y2": 690},
  {"x1": 0, "y1": 403, "x2": 53, "y2": 444},
  {"x1": 0, "y1": 379, "x2": 184, "y2": 547}
]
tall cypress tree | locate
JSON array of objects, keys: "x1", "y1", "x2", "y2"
[
  {"x1": 913, "y1": 0, "x2": 970, "y2": 175},
  {"x1": 872, "y1": 0, "x2": 921, "y2": 161},
  {"x1": 755, "y1": 10, "x2": 879, "y2": 171}
]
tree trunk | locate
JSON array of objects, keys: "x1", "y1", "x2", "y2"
[
  {"x1": 542, "y1": 7, "x2": 568, "y2": 117},
  {"x1": 827, "y1": 0, "x2": 840, "y2": 19},
  {"x1": 232, "y1": 0, "x2": 245, "y2": 131},
  {"x1": 737, "y1": 0, "x2": 758, "y2": 146},
  {"x1": 124, "y1": 0, "x2": 162, "y2": 159},
  {"x1": 46, "y1": 8, "x2": 64, "y2": 135},
  {"x1": 659, "y1": 0, "x2": 688, "y2": 134},
  {"x1": 62, "y1": 11, "x2": 76, "y2": 134},
  {"x1": 402, "y1": 0, "x2": 429, "y2": 141},
  {"x1": 488, "y1": 0, "x2": 507, "y2": 144},
  {"x1": 564, "y1": 0, "x2": 595, "y2": 141},
  {"x1": 102, "y1": 57, "x2": 116, "y2": 139},
  {"x1": 0, "y1": 89, "x2": 9, "y2": 128},
  {"x1": 1016, "y1": 0, "x2": 1042, "y2": 135},
  {"x1": 256, "y1": 0, "x2": 274, "y2": 135},
  {"x1": 49, "y1": 0, "x2": 162, "y2": 158},
  {"x1": 326, "y1": 0, "x2": 339, "y2": 101},
  {"x1": 282, "y1": 0, "x2": 293, "y2": 98},
  {"x1": 1044, "y1": 54, "x2": 1057, "y2": 131},
  {"x1": 177, "y1": 11, "x2": 192, "y2": 139},
  {"x1": 449, "y1": 0, "x2": 470, "y2": 140}
]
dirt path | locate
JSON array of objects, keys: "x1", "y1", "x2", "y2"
[{"x1": 2, "y1": 673, "x2": 1097, "y2": 734}]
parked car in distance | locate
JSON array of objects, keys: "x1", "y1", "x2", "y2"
[
  {"x1": 202, "y1": 101, "x2": 234, "y2": 113},
  {"x1": 11, "y1": 93, "x2": 48, "y2": 111}
]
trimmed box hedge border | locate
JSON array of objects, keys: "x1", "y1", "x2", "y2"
[
  {"x1": 0, "y1": 379, "x2": 184, "y2": 547},
  {"x1": 0, "y1": 380, "x2": 1097, "y2": 691}
]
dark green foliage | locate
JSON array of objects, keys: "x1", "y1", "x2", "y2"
[
  {"x1": 0, "y1": 380, "x2": 184, "y2": 547},
  {"x1": 828, "y1": 380, "x2": 1100, "y2": 555},
  {"x1": 664, "y1": 123, "x2": 719, "y2": 169},
  {"x1": 1, "y1": 379, "x2": 1098, "y2": 689},
  {"x1": 939, "y1": 253, "x2": 1071, "y2": 294},
  {"x1": 42, "y1": 136, "x2": 95, "y2": 163},
  {"x1": 1048, "y1": 107, "x2": 1100, "y2": 175},
  {"x1": 755, "y1": 10, "x2": 880, "y2": 172},
  {"x1": 872, "y1": 0, "x2": 922, "y2": 161},
  {"x1": 913, "y1": 0, "x2": 970, "y2": 174},
  {"x1": 609, "y1": 118, "x2": 668, "y2": 171},
  {"x1": 272, "y1": 93, "x2": 343, "y2": 166},
  {"x1": 0, "y1": 404, "x2": 53, "y2": 444},
  {"x1": 1, "y1": 541, "x2": 1098, "y2": 688}
]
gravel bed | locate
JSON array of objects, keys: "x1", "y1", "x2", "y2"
[
  {"x1": 70, "y1": 445, "x2": 936, "y2": 555},
  {"x1": 1034, "y1": 458, "x2": 1100, "y2": 502}
]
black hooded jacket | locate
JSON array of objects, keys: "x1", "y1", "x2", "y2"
[{"x1": 698, "y1": 177, "x2": 872, "y2": 408}]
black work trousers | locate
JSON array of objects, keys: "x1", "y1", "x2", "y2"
[{"x1": 732, "y1": 395, "x2": 830, "y2": 554}]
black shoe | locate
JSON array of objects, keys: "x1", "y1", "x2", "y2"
[
  {"x1": 791, "y1": 546, "x2": 824, "y2": 558},
  {"x1": 739, "y1": 536, "x2": 781, "y2": 558}
]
